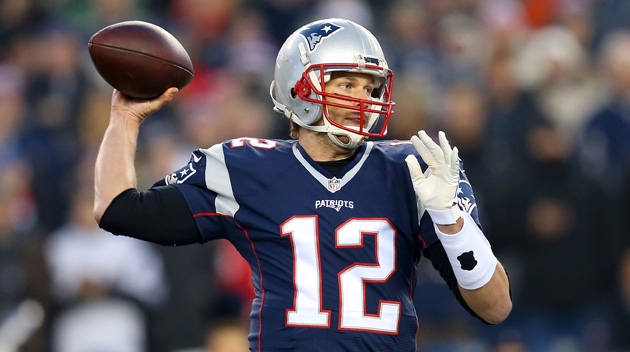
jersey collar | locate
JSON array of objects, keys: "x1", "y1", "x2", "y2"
[{"x1": 292, "y1": 141, "x2": 373, "y2": 194}]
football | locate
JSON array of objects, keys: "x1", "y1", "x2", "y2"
[{"x1": 88, "y1": 20, "x2": 194, "y2": 99}]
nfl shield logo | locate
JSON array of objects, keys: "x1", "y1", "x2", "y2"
[{"x1": 328, "y1": 177, "x2": 341, "y2": 193}]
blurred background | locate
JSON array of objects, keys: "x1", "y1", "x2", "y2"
[{"x1": 0, "y1": 0, "x2": 629, "y2": 351}]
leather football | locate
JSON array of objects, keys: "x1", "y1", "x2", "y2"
[{"x1": 88, "y1": 21, "x2": 194, "y2": 99}]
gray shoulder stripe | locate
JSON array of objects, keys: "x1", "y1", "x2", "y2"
[{"x1": 200, "y1": 144, "x2": 239, "y2": 217}]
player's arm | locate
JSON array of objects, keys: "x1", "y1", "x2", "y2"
[
  {"x1": 93, "y1": 88, "x2": 202, "y2": 246},
  {"x1": 98, "y1": 186, "x2": 202, "y2": 245},
  {"x1": 405, "y1": 131, "x2": 512, "y2": 324},
  {"x1": 434, "y1": 218, "x2": 511, "y2": 324},
  {"x1": 94, "y1": 88, "x2": 178, "y2": 222},
  {"x1": 458, "y1": 260, "x2": 510, "y2": 324}
]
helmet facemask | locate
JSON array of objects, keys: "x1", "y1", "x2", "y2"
[{"x1": 292, "y1": 63, "x2": 395, "y2": 143}]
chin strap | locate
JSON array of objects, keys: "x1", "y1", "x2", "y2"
[
  {"x1": 316, "y1": 106, "x2": 367, "y2": 149},
  {"x1": 325, "y1": 120, "x2": 366, "y2": 149},
  {"x1": 289, "y1": 109, "x2": 367, "y2": 149},
  {"x1": 327, "y1": 132, "x2": 365, "y2": 149}
]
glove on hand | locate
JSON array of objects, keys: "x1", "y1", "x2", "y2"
[{"x1": 405, "y1": 130, "x2": 461, "y2": 225}]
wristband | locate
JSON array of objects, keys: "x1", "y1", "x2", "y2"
[
  {"x1": 435, "y1": 211, "x2": 497, "y2": 290},
  {"x1": 426, "y1": 204, "x2": 462, "y2": 225}
]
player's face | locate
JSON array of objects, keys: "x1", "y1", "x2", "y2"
[{"x1": 322, "y1": 71, "x2": 376, "y2": 128}]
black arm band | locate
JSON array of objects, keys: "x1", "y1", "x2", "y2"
[
  {"x1": 99, "y1": 186, "x2": 202, "y2": 246},
  {"x1": 423, "y1": 241, "x2": 488, "y2": 324}
]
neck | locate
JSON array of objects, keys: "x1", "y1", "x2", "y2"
[{"x1": 298, "y1": 129, "x2": 357, "y2": 162}]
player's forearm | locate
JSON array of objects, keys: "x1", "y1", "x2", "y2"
[
  {"x1": 433, "y1": 211, "x2": 512, "y2": 323},
  {"x1": 94, "y1": 114, "x2": 141, "y2": 223},
  {"x1": 459, "y1": 262, "x2": 512, "y2": 324}
]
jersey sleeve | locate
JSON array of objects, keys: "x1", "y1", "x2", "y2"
[
  {"x1": 455, "y1": 161, "x2": 482, "y2": 228},
  {"x1": 152, "y1": 143, "x2": 237, "y2": 242},
  {"x1": 99, "y1": 186, "x2": 202, "y2": 246}
]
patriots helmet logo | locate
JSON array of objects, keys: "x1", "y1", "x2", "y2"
[{"x1": 299, "y1": 22, "x2": 343, "y2": 51}]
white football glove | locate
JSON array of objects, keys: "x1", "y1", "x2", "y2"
[{"x1": 404, "y1": 130, "x2": 461, "y2": 225}]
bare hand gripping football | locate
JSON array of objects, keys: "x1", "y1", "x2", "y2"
[{"x1": 88, "y1": 20, "x2": 194, "y2": 99}]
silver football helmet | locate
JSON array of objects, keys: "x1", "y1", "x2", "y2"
[{"x1": 270, "y1": 18, "x2": 395, "y2": 149}]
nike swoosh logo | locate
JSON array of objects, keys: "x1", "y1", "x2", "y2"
[{"x1": 193, "y1": 154, "x2": 202, "y2": 163}]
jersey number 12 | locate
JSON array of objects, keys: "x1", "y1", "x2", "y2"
[{"x1": 281, "y1": 216, "x2": 400, "y2": 334}]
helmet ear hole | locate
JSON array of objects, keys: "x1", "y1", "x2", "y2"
[{"x1": 290, "y1": 88, "x2": 298, "y2": 98}]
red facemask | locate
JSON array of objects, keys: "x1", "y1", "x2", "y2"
[{"x1": 293, "y1": 63, "x2": 395, "y2": 137}]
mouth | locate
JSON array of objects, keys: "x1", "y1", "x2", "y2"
[{"x1": 345, "y1": 115, "x2": 362, "y2": 126}]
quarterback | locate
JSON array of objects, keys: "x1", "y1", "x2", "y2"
[{"x1": 94, "y1": 18, "x2": 511, "y2": 351}]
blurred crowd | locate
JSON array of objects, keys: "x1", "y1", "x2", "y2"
[{"x1": 1, "y1": 0, "x2": 630, "y2": 351}]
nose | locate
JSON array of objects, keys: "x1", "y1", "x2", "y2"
[{"x1": 354, "y1": 91, "x2": 370, "y2": 108}]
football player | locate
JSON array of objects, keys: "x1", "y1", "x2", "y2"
[{"x1": 94, "y1": 18, "x2": 511, "y2": 351}]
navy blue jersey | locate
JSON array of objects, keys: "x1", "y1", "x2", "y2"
[{"x1": 153, "y1": 138, "x2": 481, "y2": 352}]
